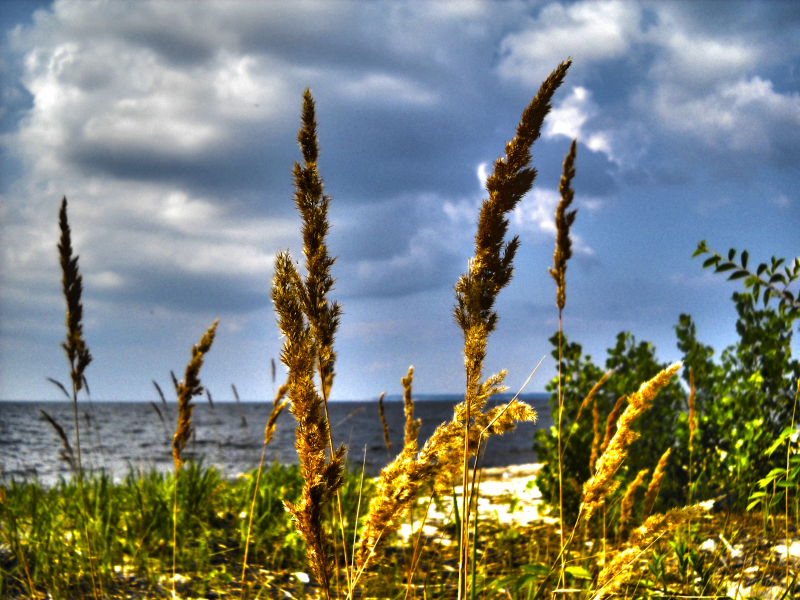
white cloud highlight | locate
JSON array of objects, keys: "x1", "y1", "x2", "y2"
[
  {"x1": 498, "y1": 1, "x2": 641, "y2": 85},
  {"x1": 545, "y1": 86, "x2": 617, "y2": 163}
]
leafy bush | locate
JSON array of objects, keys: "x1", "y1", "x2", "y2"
[
  {"x1": 533, "y1": 332, "x2": 685, "y2": 528},
  {"x1": 535, "y1": 245, "x2": 800, "y2": 524}
]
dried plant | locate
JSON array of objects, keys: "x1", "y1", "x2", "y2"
[
  {"x1": 40, "y1": 409, "x2": 77, "y2": 473},
  {"x1": 171, "y1": 320, "x2": 219, "y2": 598},
  {"x1": 59, "y1": 198, "x2": 92, "y2": 398},
  {"x1": 582, "y1": 362, "x2": 682, "y2": 521},
  {"x1": 231, "y1": 383, "x2": 250, "y2": 430},
  {"x1": 402, "y1": 367, "x2": 420, "y2": 447},
  {"x1": 549, "y1": 138, "x2": 578, "y2": 314},
  {"x1": 590, "y1": 396, "x2": 601, "y2": 474},
  {"x1": 548, "y1": 104, "x2": 578, "y2": 588},
  {"x1": 264, "y1": 383, "x2": 290, "y2": 447},
  {"x1": 619, "y1": 468, "x2": 649, "y2": 535},
  {"x1": 451, "y1": 59, "x2": 570, "y2": 597},
  {"x1": 378, "y1": 392, "x2": 391, "y2": 453},
  {"x1": 355, "y1": 367, "x2": 433, "y2": 571},
  {"x1": 172, "y1": 320, "x2": 219, "y2": 471},
  {"x1": 593, "y1": 504, "x2": 705, "y2": 600},
  {"x1": 565, "y1": 368, "x2": 613, "y2": 454},
  {"x1": 272, "y1": 89, "x2": 345, "y2": 598},
  {"x1": 241, "y1": 381, "x2": 290, "y2": 599},
  {"x1": 643, "y1": 447, "x2": 672, "y2": 519},
  {"x1": 57, "y1": 197, "x2": 98, "y2": 600},
  {"x1": 600, "y1": 395, "x2": 627, "y2": 456}
]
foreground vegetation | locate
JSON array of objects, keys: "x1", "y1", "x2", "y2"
[{"x1": 2, "y1": 58, "x2": 800, "y2": 599}]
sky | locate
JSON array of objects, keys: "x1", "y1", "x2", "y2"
[{"x1": 1, "y1": 0, "x2": 798, "y2": 402}]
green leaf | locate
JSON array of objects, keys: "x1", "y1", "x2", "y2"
[
  {"x1": 770, "y1": 493, "x2": 785, "y2": 507},
  {"x1": 521, "y1": 564, "x2": 550, "y2": 576},
  {"x1": 749, "y1": 491, "x2": 767, "y2": 500},
  {"x1": 766, "y1": 467, "x2": 787, "y2": 479},
  {"x1": 490, "y1": 576, "x2": 517, "y2": 593},
  {"x1": 728, "y1": 248, "x2": 736, "y2": 261},
  {"x1": 703, "y1": 256, "x2": 720, "y2": 269},
  {"x1": 716, "y1": 263, "x2": 736, "y2": 273},
  {"x1": 777, "y1": 481, "x2": 796, "y2": 488},
  {"x1": 766, "y1": 430, "x2": 795, "y2": 456},
  {"x1": 757, "y1": 263, "x2": 768, "y2": 277},
  {"x1": 747, "y1": 499, "x2": 763, "y2": 511},
  {"x1": 693, "y1": 242, "x2": 708, "y2": 258},
  {"x1": 729, "y1": 270, "x2": 749, "y2": 281},
  {"x1": 741, "y1": 251, "x2": 749, "y2": 269},
  {"x1": 565, "y1": 566, "x2": 592, "y2": 580},
  {"x1": 514, "y1": 574, "x2": 540, "y2": 592}
]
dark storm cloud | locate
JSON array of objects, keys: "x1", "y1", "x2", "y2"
[
  {"x1": 2, "y1": 0, "x2": 799, "y2": 402},
  {"x1": 90, "y1": 267, "x2": 270, "y2": 313}
]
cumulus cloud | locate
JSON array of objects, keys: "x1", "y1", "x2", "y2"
[
  {"x1": 1, "y1": 0, "x2": 798, "y2": 401},
  {"x1": 497, "y1": 0, "x2": 642, "y2": 85},
  {"x1": 498, "y1": 0, "x2": 800, "y2": 172},
  {"x1": 651, "y1": 77, "x2": 800, "y2": 159},
  {"x1": 511, "y1": 188, "x2": 595, "y2": 257},
  {"x1": 545, "y1": 86, "x2": 616, "y2": 162}
]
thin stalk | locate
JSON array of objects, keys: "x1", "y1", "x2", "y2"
[
  {"x1": 1, "y1": 498, "x2": 36, "y2": 599},
  {"x1": 240, "y1": 455, "x2": 267, "y2": 599},
  {"x1": 557, "y1": 318, "x2": 565, "y2": 587},
  {"x1": 458, "y1": 390, "x2": 471, "y2": 600},
  {"x1": 172, "y1": 472, "x2": 179, "y2": 598},
  {"x1": 319, "y1": 362, "x2": 352, "y2": 593},
  {"x1": 469, "y1": 453, "x2": 483, "y2": 600},
  {"x1": 71, "y1": 387, "x2": 100, "y2": 600},
  {"x1": 786, "y1": 380, "x2": 799, "y2": 588},
  {"x1": 405, "y1": 493, "x2": 435, "y2": 600},
  {"x1": 350, "y1": 445, "x2": 367, "y2": 594}
]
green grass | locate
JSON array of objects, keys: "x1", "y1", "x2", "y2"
[{"x1": 2, "y1": 460, "x2": 797, "y2": 600}]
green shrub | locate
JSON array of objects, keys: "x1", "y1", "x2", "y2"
[{"x1": 533, "y1": 332, "x2": 685, "y2": 528}]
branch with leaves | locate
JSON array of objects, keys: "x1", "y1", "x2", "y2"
[{"x1": 694, "y1": 241, "x2": 800, "y2": 320}]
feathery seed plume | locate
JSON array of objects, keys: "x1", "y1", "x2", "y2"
[
  {"x1": 264, "y1": 383, "x2": 289, "y2": 446},
  {"x1": 572, "y1": 369, "x2": 613, "y2": 432},
  {"x1": 355, "y1": 366, "x2": 433, "y2": 568},
  {"x1": 40, "y1": 409, "x2": 77, "y2": 473},
  {"x1": 59, "y1": 197, "x2": 92, "y2": 394},
  {"x1": 272, "y1": 91, "x2": 345, "y2": 595},
  {"x1": 378, "y1": 392, "x2": 391, "y2": 452},
  {"x1": 619, "y1": 468, "x2": 649, "y2": 534},
  {"x1": 451, "y1": 66, "x2": 569, "y2": 595},
  {"x1": 454, "y1": 59, "x2": 571, "y2": 339},
  {"x1": 549, "y1": 139, "x2": 578, "y2": 312},
  {"x1": 643, "y1": 447, "x2": 671, "y2": 519},
  {"x1": 172, "y1": 320, "x2": 219, "y2": 471},
  {"x1": 274, "y1": 250, "x2": 344, "y2": 591},
  {"x1": 600, "y1": 395, "x2": 627, "y2": 456},
  {"x1": 590, "y1": 396, "x2": 601, "y2": 474},
  {"x1": 402, "y1": 367, "x2": 420, "y2": 447},
  {"x1": 582, "y1": 363, "x2": 681, "y2": 520},
  {"x1": 593, "y1": 505, "x2": 705, "y2": 600}
]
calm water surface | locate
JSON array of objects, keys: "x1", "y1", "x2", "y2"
[{"x1": 0, "y1": 395, "x2": 551, "y2": 486}]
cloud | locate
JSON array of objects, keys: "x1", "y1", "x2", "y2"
[
  {"x1": 497, "y1": 1, "x2": 642, "y2": 85},
  {"x1": 337, "y1": 193, "x2": 470, "y2": 298},
  {"x1": 650, "y1": 76, "x2": 800, "y2": 161},
  {"x1": 511, "y1": 188, "x2": 595, "y2": 257},
  {"x1": 545, "y1": 86, "x2": 617, "y2": 163},
  {"x1": 336, "y1": 72, "x2": 439, "y2": 106}
]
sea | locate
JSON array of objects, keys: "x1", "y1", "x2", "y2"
[{"x1": 0, "y1": 394, "x2": 552, "y2": 487}]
